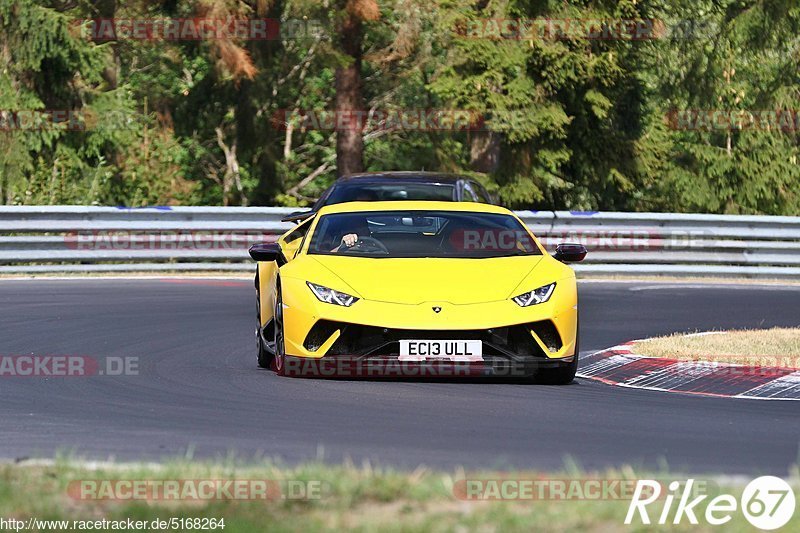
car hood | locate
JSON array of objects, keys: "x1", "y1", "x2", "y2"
[{"x1": 307, "y1": 254, "x2": 544, "y2": 305}]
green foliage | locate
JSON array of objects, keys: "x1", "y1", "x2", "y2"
[{"x1": 0, "y1": 0, "x2": 797, "y2": 214}]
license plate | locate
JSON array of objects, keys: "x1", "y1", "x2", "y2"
[{"x1": 398, "y1": 340, "x2": 483, "y2": 362}]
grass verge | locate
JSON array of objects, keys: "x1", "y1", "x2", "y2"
[
  {"x1": 1, "y1": 458, "x2": 797, "y2": 532},
  {"x1": 633, "y1": 328, "x2": 800, "y2": 367}
]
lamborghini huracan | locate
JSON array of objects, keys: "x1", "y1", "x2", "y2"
[{"x1": 250, "y1": 201, "x2": 586, "y2": 384}]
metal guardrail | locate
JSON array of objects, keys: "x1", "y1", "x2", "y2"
[{"x1": 0, "y1": 206, "x2": 799, "y2": 278}]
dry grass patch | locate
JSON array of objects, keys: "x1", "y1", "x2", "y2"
[{"x1": 633, "y1": 328, "x2": 800, "y2": 367}]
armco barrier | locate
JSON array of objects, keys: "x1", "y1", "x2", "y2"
[{"x1": 0, "y1": 206, "x2": 798, "y2": 278}]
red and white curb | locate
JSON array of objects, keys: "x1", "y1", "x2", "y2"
[{"x1": 577, "y1": 342, "x2": 800, "y2": 400}]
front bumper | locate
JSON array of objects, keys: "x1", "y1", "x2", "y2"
[
  {"x1": 301, "y1": 320, "x2": 565, "y2": 359},
  {"x1": 278, "y1": 275, "x2": 578, "y2": 364}
]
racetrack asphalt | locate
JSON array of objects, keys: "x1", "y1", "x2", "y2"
[{"x1": 0, "y1": 278, "x2": 798, "y2": 475}]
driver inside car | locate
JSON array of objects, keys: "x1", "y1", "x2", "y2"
[
  {"x1": 337, "y1": 232, "x2": 360, "y2": 249},
  {"x1": 330, "y1": 215, "x2": 372, "y2": 252},
  {"x1": 330, "y1": 192, "x2": 379, "y2": 252}
]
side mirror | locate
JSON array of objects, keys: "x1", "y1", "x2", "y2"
[
  {"x1": 553, "y1": 243, "x2": 587, "y2": 263},
  {"x1": 249, "y1": 243, "x2": 288, "y2": 266},
  {"x1": 280, "y1": 210, "x2": 313, "y2": 224}
]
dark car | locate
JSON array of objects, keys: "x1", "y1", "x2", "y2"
[{"x1": 281, "y1": 172, "x2": 496, "y2": 223}]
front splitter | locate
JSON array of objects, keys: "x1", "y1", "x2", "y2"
[{"x1": 280, "y1": 355, "x2": 575, "y2": 379}]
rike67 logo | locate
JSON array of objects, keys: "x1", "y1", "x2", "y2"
[{"x1": 626, "y1": 476, "x2": 796, "y2": 530}]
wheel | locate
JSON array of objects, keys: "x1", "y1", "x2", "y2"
[
  {"x1": 256, "y1": 274, "x2": 273, "y2": 369},
  {"x1": 535, "y1": 352, "x2": 578, "y2": 385},
  {"x1": 272, "y1": 282, "x2": 286, "y2": 376}
]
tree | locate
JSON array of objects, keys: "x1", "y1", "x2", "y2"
[{"x1": 333, "y1": 0, "x2": 379, "y2": 176}]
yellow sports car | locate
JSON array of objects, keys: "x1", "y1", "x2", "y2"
[{"x1": 249, "y1": 201, "x2": 586, "y2": 383}]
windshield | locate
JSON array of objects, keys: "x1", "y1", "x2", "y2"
[
  {"x1": 325, "y1": 183, "x2": 456, "y2": 205},
  {"x1": 307, "y1": 210, "x2": 541, "y2": 258}
]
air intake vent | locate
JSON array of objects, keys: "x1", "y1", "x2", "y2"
[{"x1": 531, "y1": 320, "x2": 563, "y2": 352}]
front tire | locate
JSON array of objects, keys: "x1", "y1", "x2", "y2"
[
  {"x1": 256, "y1": 274, "x2": 273, "y2": 369},
  {"x1": 272, "y1": 283, "x2": 286, "y2": 376},
  {"x1": 535, "y1": 352, "x2": 578, "y2": 384}
]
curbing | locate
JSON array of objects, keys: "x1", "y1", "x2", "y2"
[{"x1": 577, "y1": 341, "x2": 800, "y2": 400}]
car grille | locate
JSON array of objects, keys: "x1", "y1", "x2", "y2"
[{"x1": 303, "y1": 320, "x2": 561, "y2": 359}]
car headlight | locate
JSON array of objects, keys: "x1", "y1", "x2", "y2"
[
  {"x1": 307, "y1": 282, "x2": 359, "y2": 307},
  {"x1": 511, "y1": 283, "x2": 556, "y2": 307}
]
